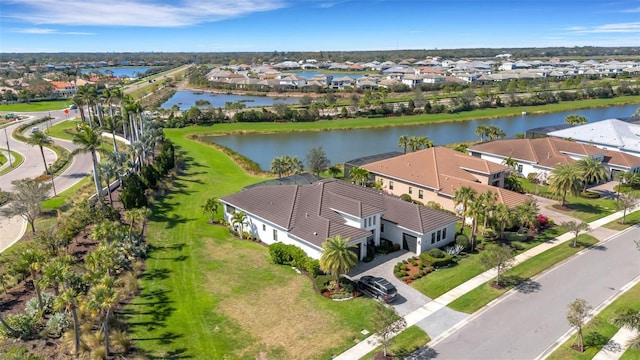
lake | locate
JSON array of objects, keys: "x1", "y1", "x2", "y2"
[
  {"x1": 161, "y1": 91, "x2": 300, "y2": 110},
  {"x1": 80, "y1": 66, "x2": 158, "y2": 78},
  {"x1": 205, "y1": 103, "x2": 640, "y2": 171}
]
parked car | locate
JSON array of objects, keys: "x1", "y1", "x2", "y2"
[
  {"x1": 69, "y1": 104, "x2": 77, "y2": 110},
  {"x1": 31, "y1": 127, "x2": 39, "y2": 133},
  {"x1": 358, "y1": 276, "x2": 397, "y2": 303}
]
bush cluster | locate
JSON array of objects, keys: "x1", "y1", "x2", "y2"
[
  {"x1": 419, "y1": 251, "x2": 454, "y2": 268},
  {"x1": 393, "y1": 256, "x2": 432, "y2": 283},
  {"x1": 268, "y1": 243, "x2": 321, "y2": 276}
]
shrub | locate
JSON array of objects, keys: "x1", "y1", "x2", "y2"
[
  {"x1": 392, "y1": 244, "x2": 400, "y2": 251},
  {"x1": 400, "y1": 194, "x2": 413, "y2": 202},
  {"x1": 419, "y1": 252, "x2": 454, "y2": 268},
  {"x1": 269, "y1": 243, "x2": 306, "y2": 266},
  {"x1": 456, "y1": 234, "x2": 470, "y2": 250},
  {"x1": 304, "y1": 258, "x2": 321, "y2": 277},
  {"x1": 428, "y1": 248, "x2": 446, "y2": 258},
  {"x1": 580, "y1": 191, "x2": 600, "y2": 199},
  {"x1": 1, "y1": 314, "x2": 41, "y2": 339},
  {"x1": 45, "y1": 312, "x2": 70, "y2": 338},
  {"x1": 25, "y1": 293, "x2": 54, "y2": 317}
]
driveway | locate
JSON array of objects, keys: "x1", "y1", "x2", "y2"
[
  {"x1": 531, "y1": 194, "x2": 581, "y2": 225},
  {"x1": 347, "y1": 250, "x2": 468, "y2": 338}
]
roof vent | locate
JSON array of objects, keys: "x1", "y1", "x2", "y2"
[
  {"x1": 313, "y1": 232, "x2": 318, "y2": 236},
  {"x1": 305, "y1": 212, "x2": 309, "y2": 217}
]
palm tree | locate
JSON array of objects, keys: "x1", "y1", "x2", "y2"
[
  {"x1": 19, "y1": 249, "x2": 46, "y2": 310},
  {"x1": 328, "y1": 165, "x2": 341, "y2": 178},
  {"x1": 98, "y1": 161, "x2": 117, "y2": 205},
  {"x1": 453, "y1": 186, "x2": 477, "y2": 233},
  {"x1": 26, "y1": 131, "x2": 53, "y2": 175},
  {"x1": 54, "y1": 289, "x2": 81, "y2": 358},
  {"x1": 475, "y1": 125, "x2": 489, "y2": 142},
  {"x1": 513, "y1": 199, "x2": 539, "y2": 234},
  {"x1": 502, "y1": 156, "x2": 518, "y2": 170},
  {"x1": 565, "y1": 114, "x2": 587, "y2": 126},
  {"x1": 72, "y1": 124, "x2": 108, "y2": 200},
  {"x1": 479, "y1": 190, "x2": 498, "y2": 229},
  {"x1": 577, "y1": 157, "x2": 608, "y2": 192},
  {"x1": 40, "y1": 257, "x2": 70, "y2": 296},
  {"x1": 416, "y1": 136, "x2": 434, "y2": 149},
  {"x1": 72, "y1": 95, "x2": 87, "y2": 122},
  {"x1": 549, "y1": 163, "x2": 582, "y2": 207},
  {"x1": 86, "y1": 279, "x2": 119, "y2": 357},
  {"x1": 611, "y1": 308, "x2": 640, "y2": 349},
  {"x1": 201, "y1": 197, "x2": 219, "y2": 224},
  {"x1": 493, "y1": 203, "x2": 512, "y2": 239},
  {"x1": 350, "y1": 167, "x2": 370, "y2": 187},
  {"x1": 467, "y1": 197, "x2": 485, "y2": 251},
  {"x1": 398, "y1": 135, "x2": 409, "y2": 154},
  {"x1": 271, "y1": 157, "x2": 287, "y2": 178},
  {"x1": 103, "y1": 115, "x2": 121, "y2": 154},
  {"x1": 486, "y1": 125, "x2": 506, "y2": 140},
  {"x1": 231, "y1": 211, "x2": 248, "y2": 239},
  {"x1": 319, "y1": 235, "x2": 358, "y2": 289},
  {"x1": 124, "y1": 207, "x2": 151, "y2": 236}
]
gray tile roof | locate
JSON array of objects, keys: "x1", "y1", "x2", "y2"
[
  {"x1": 221, "y1": 178, "x2": 459, "y2": 247},
  {"x1": 548, "y1": 119, "x2": 640, "y2": 152}
]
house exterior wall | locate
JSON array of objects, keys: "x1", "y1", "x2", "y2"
[
  {"x1": 421, "y1": 222, "x2": 457, "y2": 254},
  {"x1": 373, "y1": 175, "x2": 456, "y2": 212}
]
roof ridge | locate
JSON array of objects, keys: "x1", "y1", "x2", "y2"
[
  {"x1": 287, "y1": 185, "x2": 300, "y2": 229},
  {"x1": 432, "y1": 148, "x2": 441, "y2": 188}
]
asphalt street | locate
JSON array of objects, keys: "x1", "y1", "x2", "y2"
[{"x1": 428, "y1": 226, "x2": 640, "y2": 360}]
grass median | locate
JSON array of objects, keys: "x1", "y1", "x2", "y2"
[
  {"x1": 0, "y1": 100, "x2": 71, "y2": 112},
  {"x1": 362, "y1": 326, "x2": 431, "y2": 359},
  {"x1": 547, "y1": 281, "x2": 640, "y2": 360},
  {"x1": 124, "y1": 128, "x2": 384, "y2": 359},
  {"x1": 0, "y1": 150, "x2": 24, "y2": 176},
  {"x1": 448, "y1": 234, "x2": 598, "y2": 313}
]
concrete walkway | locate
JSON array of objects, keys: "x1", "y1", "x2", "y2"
[
  {"x1": 592, "y1": 327, "x2": 639, "y2": 360},
  {"x1": 334, "y1": 204, "x2": 640, "y2": 360}
]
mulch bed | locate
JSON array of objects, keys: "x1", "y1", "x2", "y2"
[{"x1": 0, "y1": 187, "x2": 131, "y2": 358}]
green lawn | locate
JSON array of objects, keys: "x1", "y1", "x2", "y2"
[
  {"x1": 45, "y1": 119, "x2": 80, "y2": 141},
  {"x1": 362, "y1": 326, "x2": 430, "y2": 359},
  {"x1": 41, "y1": 175, "x2": 93, "y2": 210},
  {"x1": 604, "y1": 208, "x2": 640, "y2": 231},
  {"x1": 547, "y1": 282, "x2": 640, "y2": 360},
  {"x1": 518, "y1": 179, "x2": 618, "y2": 222},
  {"x1": 0, "y1": 150, "x2": 24, "y2": 176},
  {"x1": 448, "y1": 234, "x2": 599, "y2": 313},
  {"x1": 0, "y1": 100, "x2": 71, "y2": 112},
  {"x1": 124, "y1": 128, "x2": 385, "y2": 359}
]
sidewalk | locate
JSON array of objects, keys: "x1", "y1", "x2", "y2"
[
  {"x1": 334, "y1": 205, "x2": 640, "y2": 360},
  {"x1": 592, "y1": 327, "x2": 639, "y2": 360}
]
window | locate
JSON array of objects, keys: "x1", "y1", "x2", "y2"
[
  {"x1": 226, "y1": 205, "x2": 236, "y2": 214},
  {"x1": 380, "y1": 223, "x2": 385, "y2": 232},
  {"x1": 517, "y1": 165, "x2": 523, "y2": 173},
  {"x1": 262, "y1": 224, "x2": 266, "y2": 231},
  {"x1": 431, "y1": 233, "x2": 435, "y2": 244},
  {"x1": 373, "y1": 216, "x2": 376, "y2": 225},
  {"x1": 437, "y1": 230, "x2": 441, "y2": 242},
  {"x1": 442, "y1": 227, "x2": 447, "y2": 240},
  {"x1": 273, "y1": 229, "x2": 278, "y2": 241},
  {"x1": 389, "y1": 181, "x2": 394, "y2": 190},
  {"x1": 418, "y1": 190, "x2": 424, "y2": 199},
  {"x1": 408, "y1": 187, "x2": 413, "y2": 194}
]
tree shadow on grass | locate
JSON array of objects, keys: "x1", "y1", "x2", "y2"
[
  {"x1": 123, "y1": 288, "x2": 176, "y2": 332},
  {"x1": 139, "y1": 268, "x2": 172, "y2": 281},
  {"x1": 406, "y1": 346, "x2": 438, "y2": 359}
]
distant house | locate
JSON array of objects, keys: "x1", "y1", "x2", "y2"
[
  {"x1": 468, "y1": 137, "x2": 640, "y2": 180},
  {"x1": 362, "y1": 147, "x2": 530, "y2": 212},
  {"x1": 220, "y1": 178, "x2": 460, "y2": 259}
]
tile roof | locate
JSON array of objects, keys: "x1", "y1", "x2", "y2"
[
  {"x1": 221, "y1": 178, "x2": 459, "y2": 247},
  {"x1": 469, "y1": 137, "x2": 602, "y2": 168}
]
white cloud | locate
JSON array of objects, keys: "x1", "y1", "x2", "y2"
[
  {"x1": 5, "y1": 0, "x2": 286, "y2": 27},
  {"x1": 11, "y1": 27, "x2": 94, "y2": 35},
  {"x1": 620, "y1": 7, "x2": 640, "y2": 13},
  {"x1": 565, "y1": 22, "x2": 640, "y2": 34}
]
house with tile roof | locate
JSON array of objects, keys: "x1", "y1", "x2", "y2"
[
  {"x1": 548, "y1": 119, "x2": 640, "y2": 157},
  {"x1": 220, "y1": 178, "x2": 459, "y2": 260},
  {"x1": 468, "y1": 137, "x2": 640, "y2": 180},
  {"x1": 361, "y1": 147, "x2": 530, "y2": 213}
]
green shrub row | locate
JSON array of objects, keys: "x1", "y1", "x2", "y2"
[
  {"x1": 419, "y1": 251, "x2": 454, "y2": 268},
  {"x1": 268, "y1": 242, "x2": 321, "y2": 276}
]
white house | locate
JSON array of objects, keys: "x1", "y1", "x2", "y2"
[
  {"x1": 220, "y1": 178, "x2": 459, "y2": 260},
  {"x1": 548, "y1": 119, "x2": 640, "y2": 157}
]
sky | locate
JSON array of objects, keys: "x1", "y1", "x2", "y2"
[{"x1": 0, "y1": 0, "x2": 639, "y2": 53}]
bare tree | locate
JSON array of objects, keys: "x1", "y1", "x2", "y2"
[
  {"x1": 479, "y1": 244, "x2": 515, "y2": 286},
  {"x1": 0, "y1": 178, "x2": 51, "y2": 234},
  {"x1": 617, "y1": 191, "x2": 638, "y2": 225},
  {"x1": 561, "y1": 221, "x2": 591, "y2": 247}
]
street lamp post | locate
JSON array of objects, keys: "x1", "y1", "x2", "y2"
[
  {"x1": 3, "y1": 127, "x2": 12, "y2": 168},
  {"x1": 48, "y1": 163, "x2": 57, "y2": 197}
]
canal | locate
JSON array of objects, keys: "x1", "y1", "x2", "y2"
[{"x1": 204, "y1": 103, "x2": 640, "y2": 171}]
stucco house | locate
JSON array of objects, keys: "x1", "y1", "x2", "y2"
[
  {"x1": 468, "y1": 137, "x2": 640, "y2": 181},
  {"x1": 361, "y1": 147, "x2": 530, "y2": 212},
  {"x1": 219, "y1": 178, "x2": 459, "y2": 260}
]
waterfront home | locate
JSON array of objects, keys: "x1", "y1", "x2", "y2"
[
  {"x1": 468, "y1": 137, "x2": 640, "y2": 181},
  {"x1": 361, "y1": 147, "x2": 530, "y2": 212},
  {"x1": 220, "y1": 178, "x2": 460, "y2": 260}
]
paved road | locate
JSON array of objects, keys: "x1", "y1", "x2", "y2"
[
  {"x1": 1, "y1": 109, "x2": 92, "y2": 251},
  {"x1": 428, "y1": 226, "x2": 640, "y2": 360}
]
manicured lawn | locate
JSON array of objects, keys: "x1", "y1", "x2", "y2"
[
  {"x1": 519, "y1": 179, "x2": 618, "y2": 222},
  {"x1": 0, "y1": 150, "x2": 24, "y2": 176},
  {"x1": 45, "y1": 119, "x2": 80, "y2": 140},
  {"x1": 124, "y1": 128, "x2": 385, "y2": 359},
  {"x1": 0, "y1": 100, "x2": 71, "y2": 112},
  {"x1": 362, "y1": 326, "x2": 431, "y2": 359},
  {"x1": 604, "y1": 208, "x2": 640, "y2": 231},
  {"x1": 547, "y1": 282, "x2": 640, "y2": 360},
  {"x1": 41, "y1": 175, "x2": 93, "y2": 210},
  {"x1": 448, "y1": 234, "x2": 599, "y2": 313}
]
